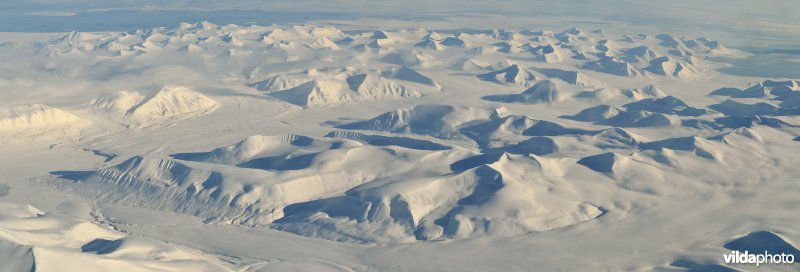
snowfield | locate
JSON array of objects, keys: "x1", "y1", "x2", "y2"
[{"x1": 0, "y1": 3, "x2": 798, "y2": 271}]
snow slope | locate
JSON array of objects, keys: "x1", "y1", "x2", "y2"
[
  {"x1": 89, "y1": 86, "x2": 218, "y2": 128},
  {"x1": 0, "y1": 202, "x2": 232, "y2": 272},
  {"x1": 268, "y1": 72, "x2": 422, "y2": 107},
  {"x1": 0, "y1": 104, "x2": 84, "y2": 131},
  {"x1": 55, "y1": 133, "x2": 604, "y2": 243},
  {"x1": 0, "y1": 104, "x2": 90, "y2": 143}
]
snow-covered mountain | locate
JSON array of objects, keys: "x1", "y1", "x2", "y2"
[{"x1": 89, "y1": 86, "x2": 219, "y2": 127}]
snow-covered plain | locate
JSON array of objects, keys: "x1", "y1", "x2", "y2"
[{"x1": 0, "y1": 1, "x2": 799, "y2": 271}]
